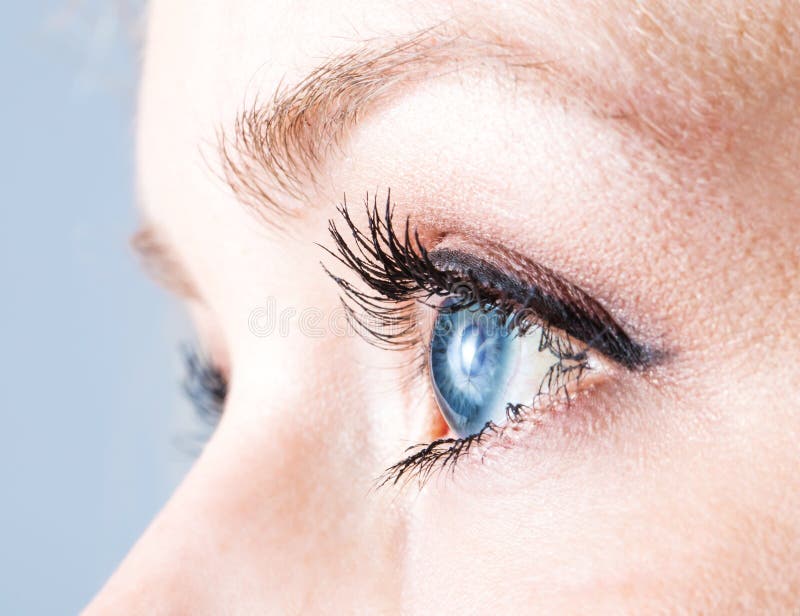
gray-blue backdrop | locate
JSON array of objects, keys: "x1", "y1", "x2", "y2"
[{"x1": 0, "y1": 3, "x2": 195, "y2": 613}]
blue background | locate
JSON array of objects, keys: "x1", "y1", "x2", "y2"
[{"x1": 0, "y1": 2, "x2": 195, "y2": 612}]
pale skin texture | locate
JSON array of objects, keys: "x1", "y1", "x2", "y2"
[{"x1": 86, "y1": 0, "x2": 800, "y2": 613}]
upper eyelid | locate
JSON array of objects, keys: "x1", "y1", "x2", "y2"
[
  {"x1": 324, "y1": 194, "x2": 660, "y2": 370},
  {"x1": 429, "y1": 248, "x2": 658, "y2": 371}
]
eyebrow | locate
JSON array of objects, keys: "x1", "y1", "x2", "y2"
[
  {"x1": 135, "y1": 21, "x2": 653, "y2": 295},
  {"x1": 139, "y1": 24, "x2": 622, "y2": 295},
  {"x1": 217, "y1": 24, "x2": 573, "y2": 226},
  {"x1": 131, "y1": 226, "x2": 199, "y2": 299}
]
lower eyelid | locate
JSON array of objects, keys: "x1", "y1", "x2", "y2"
[
  {"x1": 375, "y1": 308, "x2": 618, "y2": 489},
  {"x1": 378, "y1": 380, "x2": 616, "y2": 490}
]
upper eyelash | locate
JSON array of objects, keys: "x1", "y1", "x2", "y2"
[
  {"x1": 320, "y1": 192, "x2": 460, "y2": 351},
  {"x1": 322, "y1": 191, "x2": 653, "y2": 369},
  {"x1": 321, "y1": 192, "x2": 564, "y2": 354}
]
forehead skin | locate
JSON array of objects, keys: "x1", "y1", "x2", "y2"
[
  {"x1": 138, "y1": 0, "x2": 800, "y2": 314},
  {"x1": 122, "y1": 0, "x2": 800, "y2": 613}
]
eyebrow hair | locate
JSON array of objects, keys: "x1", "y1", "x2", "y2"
[
  {"x1": 217, "y1": 24, "x2": 563, "y2": 226},
  {"x1": 136, "y1": 27, "x2": 528, "y2": 298}
]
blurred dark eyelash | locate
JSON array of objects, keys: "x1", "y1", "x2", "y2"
[{"x1": 182, "y1": 344, "x2": 228, "y2": 427}]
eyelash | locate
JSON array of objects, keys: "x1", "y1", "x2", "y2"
[
  {"x1": 182, "y1": 345, "x2": 228, "y2": 427},
  {"x1": 323, "y1": 193, "x2": 597, "y2": 487}
]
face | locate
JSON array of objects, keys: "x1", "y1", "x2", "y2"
[{"x1": 86, "y1": 0, "x2": 800, "y2": 613}]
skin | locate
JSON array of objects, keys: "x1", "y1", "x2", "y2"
[{"x1": 87, "y1": 0, "x2": 800, "y2": 613}]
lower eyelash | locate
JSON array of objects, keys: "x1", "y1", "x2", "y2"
[
  {"x1": 379, "y1": 342, "x2": 591, "y2": 489},
  {"x1": 377, "y1": 404, "x2": 526, "y2": 489}
]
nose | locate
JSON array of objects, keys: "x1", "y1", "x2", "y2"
[{"x1": 84, "y1": 356, "x2": 406, "y2": 613}]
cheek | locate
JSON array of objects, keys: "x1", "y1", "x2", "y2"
[
  {"x1": 116, "y1": 373, "x2": 410, "y2": 612},
  {"x1": 401, "y1": 450, "x2": 644, "y2": 611},
  {"x1": 402, "y1": 468, "x2": 666, "y2": 611},
  {"x1": 400, "y1": 391, "x2": 800, "y2": 613}
]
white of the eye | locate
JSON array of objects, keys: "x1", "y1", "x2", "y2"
[{"x1": 494, "y1": 328, "x2": 572, "y2": 420}]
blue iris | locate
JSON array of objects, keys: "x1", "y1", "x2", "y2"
[{"x1": 430, "y1": 304, "x2": 516, "y2": 437}]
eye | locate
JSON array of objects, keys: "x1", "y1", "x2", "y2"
[
  {"x1": 322, "y1": 192, "x2": 653, "y2": 486},
  {"x1": 430, "y1": 303, "x2": 518, "y2": 436},
  {"x1": 429, "y1": 298, "x2": 598, "y2": 439}
]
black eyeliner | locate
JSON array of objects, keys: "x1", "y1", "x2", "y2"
[{"x1": 428, "y1": 248, "x2": 654, "y2": 370}]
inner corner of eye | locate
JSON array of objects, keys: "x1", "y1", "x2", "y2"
[{"x1": 426, "y1": 403, "x2": 451, "y2": 440}]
